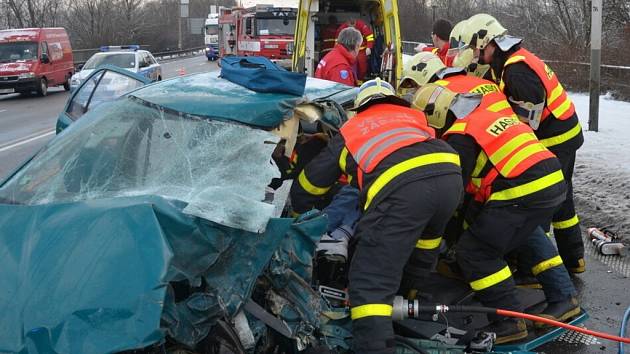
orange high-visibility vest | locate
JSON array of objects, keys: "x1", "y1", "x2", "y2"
[
  {"x1": 433, "y1": 74, "x2": 514, "y2": 116},
  {"x1": 443, "y1": 109, "x2": 556, "y2": 202},
  {"x1": 500, "y1": 48, "x2": 576, "y2": 121},
  {"x1": 340, "y1": 103, "x2": 434, "y2": 187}
]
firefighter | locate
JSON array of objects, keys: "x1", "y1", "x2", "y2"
[
  {"x1": 460, "y1": 13, "x2": 586, "y2": 274},
  {"x1": 315, "y1": 27, "x2": 362, "y2": 86},
  {"x1": 336, "y1": 18, "x2": 375, "y2": 81},
  {"x1": 402, "y1": 51, "x2": 582, "y2": 325},
  {"x1": 290, "y1": 79, "x2": 462, "y2": 353},
  {"x1": 411, "y1": 83, "x2": 579, "y2": 344}
]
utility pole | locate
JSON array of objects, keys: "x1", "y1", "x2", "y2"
[
  {"x1": 589, "y1": 0, "x2": 602, "y2": 132},
  {"x1": 179, "y1": 0, "x2": 189, "y2": 50}
]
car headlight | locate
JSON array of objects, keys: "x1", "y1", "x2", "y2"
[
  {"x1": 18, "y1": 72, "x2": 35, "y2": 79},
  {"x1": 70, "y1": 76, "x2": 81, "y2": 85}
]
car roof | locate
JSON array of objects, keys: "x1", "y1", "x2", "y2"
[{"x1": 130, "y1": 71, "x2": 356, "y2": 128}]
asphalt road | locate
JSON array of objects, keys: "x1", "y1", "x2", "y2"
[{"x1": 0, "y1": 54, "x2": 218, "y2": 179}]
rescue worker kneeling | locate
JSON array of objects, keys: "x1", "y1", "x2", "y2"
[
  {"x1": 290, "y1": 79, "x2": 463, "y2": 353},
  {"x1": 411, "y1": 84, "x2": 578, "y2": 344}
]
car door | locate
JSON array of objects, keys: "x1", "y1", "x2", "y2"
[
  {"x1": 138, "y1": 52, "x2": 154, "y2": 81},
  {"x1": 56, "y1": 65, "x2": 151, "y2": 133},
  {"x1": 147, "y1": 53, "x2": 161, "y2": 81}
]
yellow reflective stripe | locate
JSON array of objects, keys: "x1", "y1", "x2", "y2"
[
  {"x1": 548, "y1": 85, "x2": 564, "y2": 105},
  {"x1": 539, "y1": 122, "x2": 582, "y2": 148},
  {"x1": 505, "y1": 55, "x2": 526, "y2": 66},
  {"x1": 470, "y1": 265, "x2": 512, "y2": 291},
  {"x1": 552, "y1": 214, "x2": 579, "y2": 229},
  {"x1": 499, "y1": 80, "x2": 506, "y2": 91},
  {"x1": 487, "y1": 100, "x2": 512, "y2": 113},
  {"x1": 416, "y1": 237, "x2": 442, "y2": 250},
  {"x1": 471, "y1": 177, "x2": 481, "y2": 188},
  {"x1": 289, "y1": 210, "x2": 300, "y2": 218},
  {"x1": 489, "y1": 132, "x2": 538, "y2": 166},
  {"x1": 551, "y1": 98, "x2": 572, "y2": 118},
  {"x1": 499, "y1": 143, "x2": 548, "y2": 176},
  {"x1": 364, "y1": 153, "x2": 461, "y2": 210},
  {"x1": 472, "y1": 151, "x2": 488, "y2": 177},
  {"x1": 365, "y1": 34, "x2": 375, "y2": 41},
  {"x1": 448, "y1": 122, "x2": 467, "y2": 133},
  {"x1": 298, "y1": 170, "x2": 331, "y2": 196},
  {"x1": 434, "y1": 80, "x2": 449, "y2": 86},
  {"x1": 462, "y1": 219, "x2": 470, "y2": 230},
  {"x1": 339, "y1": 147, "x2": 349, "y2": 173},
  {"x1": 488, "y1": 169, "x2": 564, "y2": 202},
  {"x1": 531, "y1": 255, "x2": 563, "y2": 276},
  {"x1": 351, "y1": 304, "x2": 393, "y2": 320}
]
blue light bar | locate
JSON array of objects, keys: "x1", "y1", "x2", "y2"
[{"x1": 100, "y1": 45, "x2": 141, "y2": 52}]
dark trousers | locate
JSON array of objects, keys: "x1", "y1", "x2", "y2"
[
  {"x1": 456, "y1": 204, "x2": 558, "y2": 311},
  {"x1": 549, "y1": 149, "x2": 584, "y2": 265},
  {"x1": 349, "y1": 175, "x2": 462, "y2": 354}
]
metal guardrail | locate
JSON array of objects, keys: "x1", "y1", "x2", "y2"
[
  {"x1": 71, "y1": 46, "x2": 206, "y2": 67},
  {"x1": 401, "y1": 40, "x2": 630, "y2": 98}
]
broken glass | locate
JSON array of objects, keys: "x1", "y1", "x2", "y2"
[{"x1": 0, "y1": 97, "x2": 280, "y2": 233}]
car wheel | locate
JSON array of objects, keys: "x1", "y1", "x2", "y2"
[
  {"x1": 157, "y1": 76, "x2": 162, "y2": 81},
  {"x1": 63, "y1": 79, "x2": 71, "y2": 91},
  {"x1": 37, "y1": 78, "x2": 48, "y2": 97}
]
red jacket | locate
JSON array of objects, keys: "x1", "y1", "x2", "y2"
[
  {"x1": 336, "y1": 19, "x2": 375, "y2": 50},
  {"x1": 422, "y1": 43, "x2": 453, "y2": 66},
  {"x1": 314, "y1": 44, "x2": 357, "y2": 86}
]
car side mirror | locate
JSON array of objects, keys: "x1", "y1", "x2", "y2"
[
  {"x1": 41, "y1": 53, "x2": 50, "y2": 64},
  {"x1": 77, "y1": 63, "x2": 84, "y2": 71}
]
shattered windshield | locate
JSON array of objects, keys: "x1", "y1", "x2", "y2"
[{"x1": 0, "y1": 97, "x2": 281, "y2": 232}]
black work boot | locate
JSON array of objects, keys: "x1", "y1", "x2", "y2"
[
  {"x1": 565, "y1": 258, "x2": 586, "y2": 274},
  {"x1": 535, "y1": 297, "x2": 581, "y2": 328},
  {"x1": 480, "y1": 318, "x2": 528, "y2": 345}
]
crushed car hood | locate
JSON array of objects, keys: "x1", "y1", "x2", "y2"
[{"x1": 0, "y1": 195, "x2": 327, "y2": 353}]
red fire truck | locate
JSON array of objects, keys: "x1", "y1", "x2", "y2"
[{"x1": 218, "y1": 4, "x2": 296, "y2": 69}]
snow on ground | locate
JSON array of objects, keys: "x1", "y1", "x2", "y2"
[{"x1": 571, "y1": 92, "x2": 630, "y2": 235}]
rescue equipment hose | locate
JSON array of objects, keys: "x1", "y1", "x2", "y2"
[
  {"x1": 394, "y1": 300, "x2": 630, "y2": 344},
  {"x1": 620, "y1": 304, "x2": 630, "y2": 354}
]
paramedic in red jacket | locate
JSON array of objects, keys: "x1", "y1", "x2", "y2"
[
  {"x1": 336, "y1": 19, "x2": 374, "y2": 81},
  {"x1": 315, "y1": 27, "x2": 363, "y2": 86}
]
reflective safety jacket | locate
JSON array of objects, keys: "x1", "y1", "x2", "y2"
[
  {"x1": 336, "y1": 19, "x2": 375, "y2": 51},
  {"x1": 433, "y1": 74, "x2": 514, "y2": 116},
  {"x1": 443, "y1": 109, "x2": 564, "y2": 204},
  {"x1": 290, "y1": 103, "x2": 461, "y2": 213},
  {"x1": 499, "y1": 48, "x2": 583, "y2": 151}
]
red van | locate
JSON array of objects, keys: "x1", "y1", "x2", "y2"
[{"x1": 0, "y1": 28, "x2": 74, "y2": 96}]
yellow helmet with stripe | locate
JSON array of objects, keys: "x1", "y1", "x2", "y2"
[
  {"x1": 400, "y1": 52, "x2": 446, "y2": 89},
  {"x1": 353, "y1": 78, "x2": 409, "y2": 110},
  {"x1": 411, "y1": 83, "x2": 482, "y2": 130},
  {"x1": 410, "y1": 83, "x2": 457, "y2": 129},
  {"x1": 463, "y1": 13, "x2": 507, "y2": 50}
]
